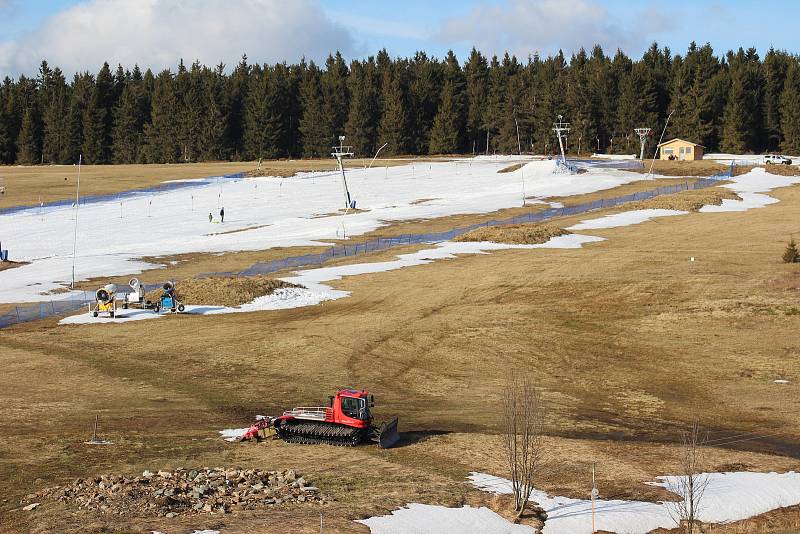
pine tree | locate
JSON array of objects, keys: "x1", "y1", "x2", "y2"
[
  {"x1": 143, "y1": 70, "x2": 180, "y2": 163},
  {"x1": 243, "y1": 65, "x2": 287, "y2": 159},
  {"x1": 112, "y1": 82, "x2": 144, "y2": 163},
  {"x1": 322, "y1": 52, "x2": 349, "y2": 143},
  {"x1": 616, "y1": 62, "x2": 658, "y2": 152},
  {"x1": 721, "y1": 48, "x2": 764, "y2": 153},
  {"x1": 41, "y1": 69, "x2": 69, "y2": 163},
  {"x1": 780, "y1": 62, "x2": 800, "y2": 154},
  {"x1": 299, "y1": 62, "x2": 332, "y2": 157},
  {"x1": 82, "y1": 85, "x2": 108, "y2": 164},
  {"x1": 345, "y1": 60, "x2": 379, "y2": 156},
  {"x1": 16, "y1": 107, "x2": 40, "y2": 164},
  {"x1": 225, "y1": 55, "x2": 250, "y2": 159},
  {"x1": 783, "y1": 238, "x2": 799, "y2": 263},
  {"x1": 198, "y1": 66, "x2": 226, "y2": 161},
  {"x1": 378, "y1": 66, "x2": 410, "y2": 156},
  {"x1": 763, "y1": 49, "x2": 790, "y2": 152},
  {"x1": 408, "y1": 52, "x2": 441, "y2": 153},
  {"x1": 429, "y1": 80, "x2": 462, "y2": 154},
  {"x1": 464, "y1": 48, "x2": 488, "y2": 153}
]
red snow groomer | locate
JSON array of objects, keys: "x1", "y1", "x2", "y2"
[{"x1": 240, "y1": 389, "x2": 400, "y2": 449}]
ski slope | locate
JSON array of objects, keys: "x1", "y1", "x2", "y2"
[{"x1": 0, "y1": 157, "x2": 664, "y2": 304}]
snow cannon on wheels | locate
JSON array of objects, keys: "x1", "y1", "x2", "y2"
[
  {"x1": 153, "y1": 281, "x2": 185, "y2": 314},
  {"x1": 92, "y1": 284, "x2": 118, "y2": 318},
  {"x1": 239, "y1": 389, "x2": 400, "y2": 449},
  {"x1": 122, "y1": 278, "x2": 149, "y2": 309}
]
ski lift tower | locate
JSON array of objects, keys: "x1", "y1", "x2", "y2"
[
  {"x1": 332, "y1": 135, "x2": 355, "y2": 209},
  {"x1": 552, "y1": 115, "x2": 571, "y2": 164},
  {"x1": 634, "y1": 128, "x2": 652, "y2": 161}
]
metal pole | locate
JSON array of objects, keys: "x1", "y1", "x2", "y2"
[
  {"x1": 71, "y1": 154, "x2": 82, "y2": 289},
  {"x1": 591, "y1": 462, "x2": 597, "y2": 534},
  {"x1": 648, "y1": 110, "x2": 675, "y2": 177},
  {"x1": 336, "y1": 155, "x2": 352, "y2": 208}
]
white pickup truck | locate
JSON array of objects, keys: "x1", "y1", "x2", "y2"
[{"x1": 764, "y1": 154, "x2": 793, "y2": 165}]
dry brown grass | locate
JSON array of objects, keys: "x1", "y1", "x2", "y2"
[
  {"x1": 625, "y1": 188, "x2": 741, "y2": 212},
  {"x1": 145, "y1": 276, "x2": 301, "y2": 307},
  {"x1": 498, "y1": 163, "x2": 525, "y2": 173},
  {"x1": 4, "y1": 170, "x2": 800, "y2": 531},
  {"x1": 0, "y1": 260, "x2": 25, "y2": 272},
  {"x1": 454, "y1": 223, "x2": 569, "y2": 245},
  {"x1": 627, "y1": 160, "x2": 730, "y2": 176}
]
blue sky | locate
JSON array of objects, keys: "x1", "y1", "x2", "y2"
[{"x1": 1, "y1": 0, "x2": 799, "y2": 77}]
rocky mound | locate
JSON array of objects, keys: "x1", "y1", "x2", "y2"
[{"x1": 25, "y1": 468, "x2": 329, "y2": 518}]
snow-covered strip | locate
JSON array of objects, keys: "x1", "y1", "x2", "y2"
[
  {"x1": 567, "y1": 209, "x2": 688, "y2": 231},
  {"x1": 356, "y1": 503, "x2": 534, "y2": 534},
  {"x1": 0, "y1": 158, "x2": 672, "y2": 303},
  {"x1": 59, "y1": 287, "x2": 330, "y2": 325},
  {"x1": 219, "y1": 428, "x2": 249, "y2": 442},
  {"x1": 470, "y1": 471, "x2": 800, "y2": 534},
  {"x1": 59, "y1": 237, "x2": 604, "y2": 326}
]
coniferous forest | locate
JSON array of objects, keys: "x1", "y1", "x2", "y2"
[{"x1": 1, "y1": 42, "x2": 799, "y2": 165}]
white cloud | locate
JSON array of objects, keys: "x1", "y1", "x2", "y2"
[
  {"x1": 0, "y1": 0, "x2": 355, "y2": 77},
  {"x1": 435, "y1": 0, "x2": 644, "y2": 58}
]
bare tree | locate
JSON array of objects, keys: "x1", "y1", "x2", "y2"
[
  {"x1": 502, "y1": 374, "x2": 544, "y2": 519},
  {"x1": 666, "y1": 422, "x2": 709, "y2": 534}
]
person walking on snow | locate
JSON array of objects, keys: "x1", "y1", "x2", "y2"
[
  {"x1": 208, "y1": 212, "x2": 213, "y2": 223},
  {"x1": 220, "y1": 207, "x2": 225, "y2": 223}
]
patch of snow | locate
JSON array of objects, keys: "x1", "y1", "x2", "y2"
[
  {"x1": 592, "y1": 154, "x2": 636, "y2": 160},
  {"x1": 470, "y1": 471, "x2": 800, "y2": 534},
  {"x1": 567, "y1": 209, "x2": 688, "y2": 231},
  {"x1": 219, "y1": 428, "x2": 249, "y2": 442},
  {"x1": 701, "y1": 167, "x2": 800, "y2": 212},
  {"x1": 356, "y1": 503, "x2": 534, "y2": 534},
  {"x1": 470, "y1": 472, "x2": 668, "y2": 534},
  {"x1": 775, "y1": 379, "x2": 790, "y2": 384},
  {"x1": 191, "y1": 531, "x2": 221, "y2": 534}
]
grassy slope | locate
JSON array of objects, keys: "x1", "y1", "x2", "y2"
[{"x1": 2, "y1": 182, "x2": 800, "y2": 531}]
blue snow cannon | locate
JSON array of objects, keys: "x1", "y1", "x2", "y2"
[{"x1": 154, "y1": 281, "x2": 185, "y2": 314}]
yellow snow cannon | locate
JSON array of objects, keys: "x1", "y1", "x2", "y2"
[{"x1": 92, "y1": 284, "x2": 118, "y2": 318}]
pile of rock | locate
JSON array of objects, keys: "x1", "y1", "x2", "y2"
[{"x1": 26, "y1": 468, "x2": 329, "y2": 518}]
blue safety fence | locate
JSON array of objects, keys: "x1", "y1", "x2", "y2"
[{"x1": 0, "y1": 167, "x2": 733, "y2": 329}]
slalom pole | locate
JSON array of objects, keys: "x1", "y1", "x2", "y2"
[{"x1": 71, "y1": 154, "x2": 82, "y2": 289}]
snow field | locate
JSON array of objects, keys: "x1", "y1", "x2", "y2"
[{"x1": 2, "y1": 157, "x2": 673, "y2": 304}]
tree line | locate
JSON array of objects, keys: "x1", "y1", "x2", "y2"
[{"x1": 2, "y1": 42, "x2": 800, "y2": 165}]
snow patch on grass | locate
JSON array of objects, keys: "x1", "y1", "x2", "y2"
[
  {"x1": 470, "y1": 470, "x2": 800, "y2": 534},
  {"x1": 356, "y1": 503, "x2": 535, "y2": 534}
]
